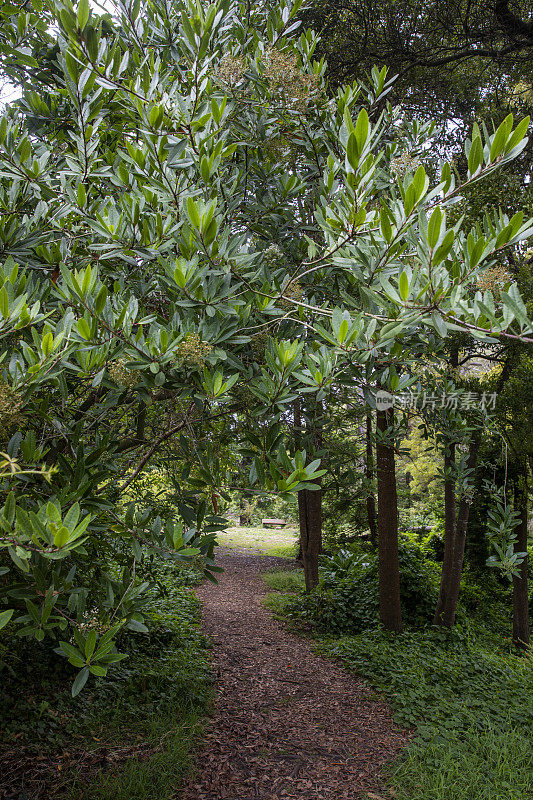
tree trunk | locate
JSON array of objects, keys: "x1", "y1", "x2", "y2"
[
  {"x1": 376, "y1": 407, "x2": 403, "y2": 632},
  {"x1": 433, "y1": 343, "x2": 460, "y2": 626},
  {"x1": 433, "y1": 442, "x2": 456, "y2": 625},
  {"x1": 512, "y1": 478, "x2": 530, "y2": 648},
  {"x1": 440, "y1": 432, "x2": 481, "y2": 627},
  {"x1": 298, "y1": 488, "x2": 322, "y2": 591},
  {"x1": 366, "y1": 412, "x2": 377, "y2": 549},
  {"x1": 294, "y1": 399, "x2": 322, "y2": 588}
]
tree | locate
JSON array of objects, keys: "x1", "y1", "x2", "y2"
[
  {"x1": 303, "y1": 0, "x2": 533, "y2": 130},
  {"x1": 0, "y1": 0, "x2": 532, "y2": 677},
  {"x1": 376, "y1": 403, "x2": 403, "y2": 631}
]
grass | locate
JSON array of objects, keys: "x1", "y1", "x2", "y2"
[
  {"x1": 262, "y1": 568, "x2": 305, "y2": 619},
  {"x1": 68, "y1": 715, "x2": 205, "y2": 800},
  {"x1": 262, "y1": 568, "x2": 304, "y2": 592},
  {"x1": 216, "y1": 525, "x2": 299, "y2": 557},
  {"x1": 392, "y1": 723, "x2": 533, "y2": 800}
]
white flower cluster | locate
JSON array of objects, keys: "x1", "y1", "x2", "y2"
[
  {"x1": 108, "y1": 358, "x2": 138, "y2": 388},
  {"x1": 390, "y1": 152, "x2": 422, "y2": 178}
]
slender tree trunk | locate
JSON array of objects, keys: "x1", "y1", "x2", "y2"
[
  {"x1": 293, "y1": 401, "x2": 303, "y2": 562},
  {"x1": 434, "y1": 343, "x2": 460, "y2": 625},
  {"x1": 440, "y1": 432, "x2": 481, "y2": 627},
  {"x1": 376, "y1": 406, "x2": 402, "y2": 632},
  {"x1": 294, "y1": 399, "x2": 322, "y2": 589},
  {"x1": 433, "y1": 442, "x2": 457, "y2": 625},
  {"x1": 513, "y1": 477, "x2": 530, "y2": 648},
  {"x1": 298, "y1": 488, "x2": 322, "y2": 591},
  {"x1": 366, "y1": 412, "x2": 377, "y2": 549}
]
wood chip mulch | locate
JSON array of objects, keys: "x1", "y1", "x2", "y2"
[{"x1": 181, "y1": 550, "x2": 408, "y2": 800}]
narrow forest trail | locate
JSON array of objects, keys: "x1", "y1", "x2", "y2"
[{"x1": 181, "y1": 549, "x2": 407, "y2": 800}]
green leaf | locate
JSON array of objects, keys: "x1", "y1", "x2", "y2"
[
  {"x1": 81, "y1": 265, "x2": 92, "y2": 295},
  {"x1": 77, "y1": 0, "x2": 89, "y2": 29},
  {"x1": 53, "y1": 525, "x2": 71, "y2": 547},
  {"x1": 0, "y1": 609, "x2": 14, "y2": 630},
  {"x1": 501, "y1": 286, "x2": 530, "y2": 327},
  {"x1": 94, "y1": 285, "x2": 108, "y2": 314},
  {"x1": 412, "y1": 165, "x2": 427, "y2": 200},
  {"x1": 433, "y1": 229, "x2": 455, "y2": 266},
  {"x1": 63, "y1": 503, "x2": 80, "y2": 531},
  {"x1": 398, "y1": 271, "x2": 409, "y2": 301},
  {"x1": 404, "y1": 184, "x2": 417, "y2": 216},
  {"x1": 0, "y1": 286, "x2": 8, "y2": 318},
  {"x1": 440, "y1": 162, "x2": 452, "y2": 193},
  {"x1": 60, "y1": 640, "x2": 85, "y2": 664},
  {"x1": 77, "y1": 182, "x2": 86, "y2": 207},
  {"x1": 431, "y1": 311, "x2": 448, "y2": 337},
  {"x1": 346, "y1": 132, "x2": 358, "y2": 169},
  {"x1": 338, "y1": 318, "x2": 349, "y2": 344},
  {"x1": 186, "y1": 196, "x2": 201, "y2": 229},
  {"x1": 4, "y1": 492, "x2": 15, "y2": 525},
  {"x1": 77, "y1": 318, "x2": 91, "y2": 340},
  {"x1": 427, "y1": 207, "x2": 443, "y2": 249},
  {"x1": 84, "y1": 629, "x2": 97, "y2": 659},
  {"x1": 64, "y1": 51, "x2": 79, "y2": 82},
  {"x1": 467, "y1": 135, "x2": 483, "y2": 175},
  {"x1": 505, "y1": 116, "x2": 530, "y2": 153},
  {"x1": 72, "y1": 666, "x2": 90, "y2": 697},
  {"x1": 126, "y1": 617, "x2": 148, "y2": 632},
  {"x1": 380, "y1": 208, "x2": 393, "y2": 243},
  {"x1": 354, "y1": 108, "x2": 369, "y2": 152},
  {"x1": 490, "y1": 113, "x2": 513, "y2": 162}
]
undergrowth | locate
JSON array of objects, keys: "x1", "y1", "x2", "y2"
[
  {"x1": 265, "y1": 543, "x2": 533, "y2": 800},
  {"x1": 319, "y1": 628, "x2": 533, "y2": 800},
  {"x1": 0, "y1": 560, "x2": 212, "y2": 800},
  {"x1": 262, "y1": 568, "x2": 304, "y2": 592}
]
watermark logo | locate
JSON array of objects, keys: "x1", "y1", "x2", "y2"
[
  {"x1": 376, "y1": 390, "x2": 394, "y2": 410},
  {"x1": 372, "y1": 390, "x2": 497, "y2": 412}
]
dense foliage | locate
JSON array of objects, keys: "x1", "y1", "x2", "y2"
[
  {"x1": 0, "y1": 558, "x2": 211, "y2": 799},
  {"x1": 0, "y1": 4, "x2": 532, "y2": 799}
]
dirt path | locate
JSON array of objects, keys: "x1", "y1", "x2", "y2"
[{"x1": 181, "y1": 550, "x2": 407, "y2": 800}]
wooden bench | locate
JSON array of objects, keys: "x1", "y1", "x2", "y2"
[{"x1": 262, "y1": 518, "x2": 287, "y2": 529}]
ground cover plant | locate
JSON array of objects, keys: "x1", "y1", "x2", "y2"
[
  {"x1": 263, "y1": 530, "x2": 533, "y2": 800},
  {"x1": 0, "y1": 560, "x2": 212, "y2": 800},
  {"x1": 320, "y1": 629, "x2": 533, "y2": 800}
]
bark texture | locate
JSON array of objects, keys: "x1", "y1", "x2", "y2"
[
  {"x1": 294, "y1": 400, "x2": 322, "y2": 591},
  {"x1": 376, "y1": 407, "x2": 402, "y2": 632},
  {"x1": 298, "y1": 487, "x2": 323, "y2": 591},
  {"x1": 440, "y1": 433, "x2": 481, "y2": 627},
  {"x1": 366, "y1": 412, "x2": 377, "y2": 549}
]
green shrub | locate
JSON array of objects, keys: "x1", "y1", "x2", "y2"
[
  {"x1": 285, "y1": 537, "x2": 440, "y2": 633},
  {"x1": 0, "y1": 560, "x2": 212, "y2": 800}
]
